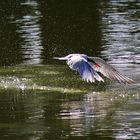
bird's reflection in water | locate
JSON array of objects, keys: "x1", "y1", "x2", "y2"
[
  {"x1": 58, "y1": 91, "x2": 124, "y2": 136},
  {"x1": 58, "y1": 90, "x2": 139, "y2": 138}
]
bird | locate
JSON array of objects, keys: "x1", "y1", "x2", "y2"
[{"x1": 53, "y1": 54, "x2": 134, "y2": 84}]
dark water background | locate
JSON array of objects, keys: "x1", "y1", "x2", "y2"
[{"x1": 0, "y1": 0, "x2": 139, "y2": 139}]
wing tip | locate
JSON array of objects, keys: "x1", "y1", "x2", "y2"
[
  {"x1": 117, "y1": 75, "x2": 134, "y2": 84},
  {"x1": 123, "y1": 78, "x2": 135, "y2": 84}
]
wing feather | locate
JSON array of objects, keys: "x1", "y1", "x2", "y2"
[
  {"x1": 67, "y1": 57, "x2": 104, "y2": 82},
  {"x1": 88, "y1": 57, "x2": 134, "y2": 84}
]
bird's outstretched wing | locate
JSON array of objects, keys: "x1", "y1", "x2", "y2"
[
  {"x1": 88, "y1": 57, "x2": 134, "y2": 84},
  {"x1": 68, "y1": 58, "x2": 104, "y2": 83}
]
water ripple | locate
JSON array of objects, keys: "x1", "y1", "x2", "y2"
[
  {"x1": 15, "y1": 1, "x2": 43, "y2": 64},
  {"x1": 101, "y1": 0, "x2": 140, "y2": 91}
]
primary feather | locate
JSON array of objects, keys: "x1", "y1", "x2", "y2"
[{"x1": 88, "y1": 57, "x2": 134, "y2": 84}]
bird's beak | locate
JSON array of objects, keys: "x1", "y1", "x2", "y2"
[{"x1": 53, "y1": 57, "x2": 67, "y2": 60}]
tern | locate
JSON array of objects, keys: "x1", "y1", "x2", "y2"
[{"x1": 54, "y1": 54, "x2": 133, "y2": 84}]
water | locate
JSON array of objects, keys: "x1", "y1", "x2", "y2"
[{"x1": 0, "y1": 0, "x2": 139, "y2": 139}]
